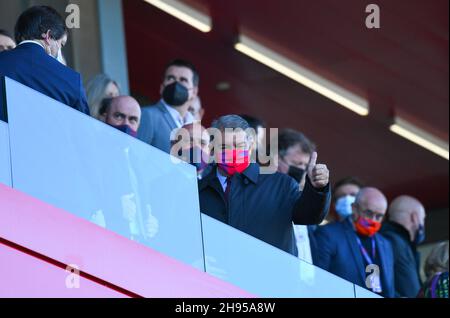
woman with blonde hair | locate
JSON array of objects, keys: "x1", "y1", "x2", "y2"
[
  {"x1": 86, "y1": 74, "x2": 120, "y2": 119},
  {"x1": 418, "y1": 241, "x2": 449, "y2": 298}
]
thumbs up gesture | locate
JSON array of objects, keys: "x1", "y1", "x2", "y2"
[{"x1": 307, "y1": 152, "x2": 329, "y2": 189}]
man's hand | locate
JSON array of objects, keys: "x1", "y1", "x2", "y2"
[{"x1": 307, "y1": 152, "x2": 329, "y2": 189}]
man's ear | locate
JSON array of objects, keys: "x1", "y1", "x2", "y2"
[
  {"x1": 249, "y1": 138, "x2": 256, "y2": 154},
  {"x1": 192, "y1": 86, "x2": 199, "y2": 99},
  {"x1": 411, "y1": 212, "x2": 419, "y2": 229},
  {"x1": 41, "y1": 30, "x2": 51, "y2": 41},
  {"x1": 159, "y1": 84, "x2": 164, "y2": 96}
]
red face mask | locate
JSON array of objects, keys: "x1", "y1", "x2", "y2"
[
  {"x1": 217, "y1": 149, "x2": 250, "y2": 176},
  {"x1": 354, "y1": 215, "x2": 381, "y2": 237}
]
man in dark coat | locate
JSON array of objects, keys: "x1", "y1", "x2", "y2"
[
  {"x1": 381, "y1": 195, "x2": 426, "y2": 298},
  {"x1": 198, "y1": 115, "x2": 331, "y2": 256}
]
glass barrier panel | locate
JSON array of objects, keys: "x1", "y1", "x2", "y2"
[
  {"x1": 5, "y1": 77, "x2": 204, "y2": 270},
  {"x1": 0, "y1": 120, "x2": 11, "y2": 186},
  {"x1": 201, "y1": 214, "x2": 356, "y2": 298}
]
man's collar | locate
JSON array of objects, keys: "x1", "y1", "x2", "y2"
[
  {"x1": 241, "y1": 163, "x2": 259, "y2": 184},
  {"x1": 214, "y1": 163, "x2": 259, "y2": 184},
  {"x1": 161, "y1": 99, "x2": 194, "y2": 125},
  {"x1": 19, "y1": 40, "x2": 45, "y2": 50},
  {"x1": 199, "y1": 163, "x2": 260, "y2": 188},
  {"x1": 385, "y1": 221, "x2": 411, "y2": 241}
]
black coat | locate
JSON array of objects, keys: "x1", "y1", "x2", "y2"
[
  {"x1": 381, "y1": 221, "x2": 422, "y2": 298},
  {"x1": 198, "y1": 163, "x2": 331, "y2": 256}
]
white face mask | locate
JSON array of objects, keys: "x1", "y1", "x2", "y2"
[
  {"x1": 335, "y1": 195, "x2": 356, "y2": 219},
  {"x1": 56, "y1": 47, "x2": 65, "y2": 65}
]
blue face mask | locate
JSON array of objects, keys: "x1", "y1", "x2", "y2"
[
  {"x1": 414, "y1": 224, "x2": 425, "y2": 245},
  {"x1": 110, "y1": 124, "x2": 137, "y2": 137},
  {"x1": 335, "y1": 195, "x2": 355, "y2": 219}
]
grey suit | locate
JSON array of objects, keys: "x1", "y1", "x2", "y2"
[{"x1": 137, "y1": 101, "x2": 178, "y2": 153}]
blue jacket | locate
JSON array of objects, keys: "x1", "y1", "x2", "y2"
[
  {"x1": 198, "y1": 163, "x2": 331, "y2": 256},
  {"x1": 137, "y1": 101, "x2": 178, "y2": 154},
  {"x1": 0, "y1": 43, "x2": 89, "y2": 115},
  {"x1": 312, "y1": 218, "x2": 395, "y2": 298}
]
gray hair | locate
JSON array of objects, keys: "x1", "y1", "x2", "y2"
[
  {"x1": 211, "y1": 114, "x2": 250, "y2": 131},
  {"x1": 86, "y1": 74, "x2": 120, "y2": 119}
]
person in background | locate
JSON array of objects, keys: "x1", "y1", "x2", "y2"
[
  {"x1": 418, "y1": 241, "x2": 449, "y2": 298},
  {"x1": 313, "y1": 187, "x2": 395, "y2": 297},
  {"x1": 198, "y1": 115, "x2": 330, "y2": 256},
  {"x1": 138, "y1": 59, "x2": 199, "y2": 154},
  {"x1": 98, "y1": 96, "x2": 141, "y2": 137},
  {"x1": 331, "y1": 177, "x2": 365, "y2": 223},
  {"x1": 381, "y1": 195, "x2": 427, "y2": 298},
  {"x1": 0, "y1": 6, "x2": 89, "y2": 114},
  {"x1": 277, "y1": 128, "x2": 317, "y2": 262},
  {"x1": 0, "y1": 29, "x2": 16, "y2": 52},
  {"x1": 86, "y1": 74, "x2": 120, "y2": 119},
  {"x1": 188, "y1": 96, "x2": 204, "y2": 122},
  {"x1": 277, "y1": 129, "x2": 315, "y2": 190},
  {"x1": 240, "y1": 115, "x2": 266, "y2": 152},
  {"x1": 170, "y1": 123, "x2": 210, "y2": 179}
]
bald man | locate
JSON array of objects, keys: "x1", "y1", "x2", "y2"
[
  {"x1": 99, "y1": 96, "x2": 141, "y2": 137},
  {"x1": 381, "y1": 196, "x2": 426, "y2": 298},
  {"x1": 312, "y1": 187, "x2": 395, "y2": 297},
  {"x1": 0, "y1": 29, "x2": 16, "y2": 52}
]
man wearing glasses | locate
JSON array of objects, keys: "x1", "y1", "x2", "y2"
[{"x1": 312, "y1": 187, "x2": 395, "y2": 298}]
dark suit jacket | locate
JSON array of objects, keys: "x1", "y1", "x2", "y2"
[
  {"x1": 0, "y1": 42, "x2": 89, "y2": 115},
  {"x1": 381, "y1": 221, "x2": 422, "y2": 298},
  {"x1": 312, "y1": 218, "x2": 395, "y2": 298},
  {"x1": 137, "y1": 101, "x2": 178, "y2": 153},
  {"x1": 198, "y1": 163, "x2": 331, "y2": 256}
]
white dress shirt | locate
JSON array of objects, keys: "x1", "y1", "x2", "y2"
[
  {"x1": 216, "y1": 168, "x2": 228, "y2": 192},
  {"x1": 162, "y1": 99, "x2": 194, "y2": 128}
]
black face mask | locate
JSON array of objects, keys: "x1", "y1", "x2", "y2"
[
  {"x1": 162, "y1": 82, "x2": 189, "y2": 106},
  {"x1": 288, "y1": 166, "x2": 305, "y2": 183}
]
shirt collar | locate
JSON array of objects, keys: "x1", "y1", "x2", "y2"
[
  {"x1": 384, "y1": 221, "x2": 411, "y2": 242},
  {"x1": 215, "y1": 163, "x2": 259, "y2": 184},
  {"x1": 241, "y1": 163, "x2": 259, "y2": 184},
  {"x1": 19, "y1": 40, "x2": 45, "y2": 50},
  {"x1": 216, "y1": 168, "x2": 228, "y2": 191},
  {"x1": 161, "y1": 99, "x2": 194, "y2": 128}
]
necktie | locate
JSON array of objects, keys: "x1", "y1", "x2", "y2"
[{"x1": 224, "y1": 177, "x2": 232, "y2": 202}]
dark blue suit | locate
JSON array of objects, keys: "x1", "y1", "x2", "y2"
[
  {"x1": 312, "y1": 218, "x2": 395, "y2": 298},
  {"x1": 0, "y1": 43, "x2": 89, "y2": 115},
  {"x1": 199, "y1": 163, "x2": 331, "y2": 256}
]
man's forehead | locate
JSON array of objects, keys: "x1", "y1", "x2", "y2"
[
  {"x1": 336, "y1": 184, "x2": 360, "y2": 196},
  {"x1": 286, "y1": 144, "x2": 308, "y2": 155},
  {"x1": 358, "y1": 197, "x2": 387, "y2": 213},
  {"x1": 110, "y1": 99, "x2": 140, "y2": 115},
  {"x1": 165, "y1": 66, "x2": 193, "y2": 79}
]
